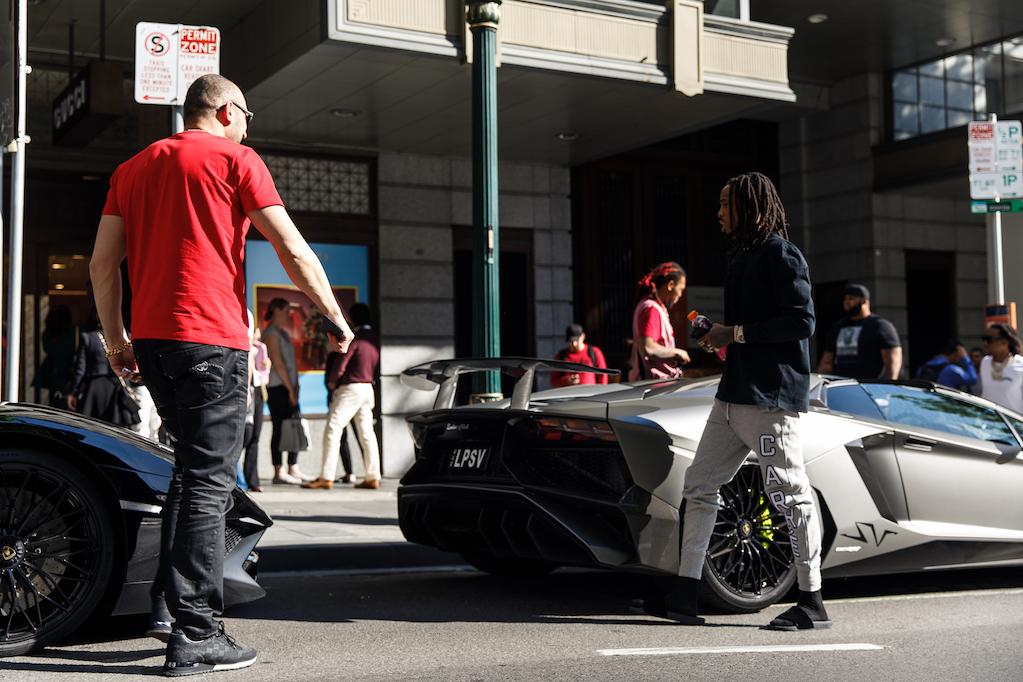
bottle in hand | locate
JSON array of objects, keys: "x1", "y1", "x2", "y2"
[{"x1": 687, "y1": 310, "x2": 713, "y2": 340}]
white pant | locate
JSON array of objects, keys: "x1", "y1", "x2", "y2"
[{"x1": 321, "y1": 383, "x2": 380, "y2": 481}]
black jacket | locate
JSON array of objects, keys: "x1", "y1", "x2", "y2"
[{"x1": 716, "y1": 234, "x2": 815, "y2": 413}]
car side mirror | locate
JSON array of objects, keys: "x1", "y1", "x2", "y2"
[{"x1": 995, "y1": 446, "x2": 1021, "y2": 465}]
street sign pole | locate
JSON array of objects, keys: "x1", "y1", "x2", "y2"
[
  {"x1": 172, "y1": 105, "x2": 183, "y2": 134},
  {"x1": 4, "y1": 0, "x2": 28, "y2": 401},
  {"x1": 988, "y1": 114, "x2": 1005, "y2": 304}
]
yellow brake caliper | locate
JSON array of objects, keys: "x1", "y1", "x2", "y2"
[{"x1": 758, "y1": 494, "x2": 774, "y2": 548}]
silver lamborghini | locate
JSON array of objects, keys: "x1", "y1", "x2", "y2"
[{"x1": 397, "y1": 358, "x2": 1023, "y2": 612}]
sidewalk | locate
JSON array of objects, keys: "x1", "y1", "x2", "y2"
[{"x1": 250, "y1": 477, "x2": 464, "y2": 574}]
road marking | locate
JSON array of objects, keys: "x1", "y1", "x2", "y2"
[
  {"x1": 261, "y1": 565, "x2": 475, "y2": 579},
  {"x1": 805, "y1": 587, "x2": 1023, "y2": 606},
  {"x1": 598, "y1": 643, "x2": 884, "y2": 657}
]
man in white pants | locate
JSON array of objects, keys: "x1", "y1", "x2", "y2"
[{"x1": 303, "y1": 303, "x2": 381, "y2": 489}]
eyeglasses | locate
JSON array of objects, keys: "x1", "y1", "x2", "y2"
[{"x1": 226, "y1": 101, "x2": 254, "y2": 124}]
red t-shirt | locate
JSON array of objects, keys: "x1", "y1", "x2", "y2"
[
  {"x1": 103, "y1": 131, "x2": 283, "y2": 350},
  {"x1": 551, "y1": 345, "x2": 608, "y2": 387}
]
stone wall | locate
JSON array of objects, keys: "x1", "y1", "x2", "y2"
[{"x1": 376, "y1": 152, "x2": 572, "y2": 475}]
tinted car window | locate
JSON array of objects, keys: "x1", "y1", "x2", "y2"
[
  {"x1": 825, "y1": 384, "x2": 885, "y2": 420},
  {"x1": 860, "y1": 383, "x2": 1016, "y2": 444}
]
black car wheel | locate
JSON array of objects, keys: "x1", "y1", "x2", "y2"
[
  {"x1": 700, "y1": 465, "x2": 797, "y2": 613},
  {"x1": 461, "y1": 552, "x2": 558, "y2": 577},
  {"x1": 0, "y1": 450, "x2": 116, "y2": 656}
]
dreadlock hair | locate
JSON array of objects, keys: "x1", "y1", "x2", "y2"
[
  {"x1": 725, "y1": 172, "x2": 789, "y2": 254},
  {"x1": 636, "y1": 262, "x2": 686, "y2": 302}
]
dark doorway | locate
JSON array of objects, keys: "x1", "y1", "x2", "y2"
[
  {"x1": 453, "y1": 227, "x2": 535, "y2": 401},
  {"x1": 905, "y1": 250, "x2": 956, "y2": 376}
]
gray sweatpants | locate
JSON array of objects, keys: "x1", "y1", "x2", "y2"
[{"x1": 679, "y1": 399, "x2": 822, "y2": 592}]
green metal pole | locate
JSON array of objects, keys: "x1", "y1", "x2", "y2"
[{"x1": 467, "y1": 1, "x2": 501, "y2": 398}]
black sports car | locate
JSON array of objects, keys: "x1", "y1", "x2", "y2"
[{"x1": 0, "y1": 402, "x2": 271, "y2": 656}]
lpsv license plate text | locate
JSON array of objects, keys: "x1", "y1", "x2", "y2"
[{"x1": 448, "y1": 446, "x2": 490, "y2": 472}]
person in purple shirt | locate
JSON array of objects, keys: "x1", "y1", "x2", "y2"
[
  {"x1": 303, "y1": 303, "x2": 382, "y2": 490},
  {"x1": 915, "y1": 339, "x2": 979, "y2": 391}
]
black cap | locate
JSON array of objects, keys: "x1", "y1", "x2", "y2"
[
  {"x1": 263, "y1": 297, "x2": 289, "y2": 321},
  {"x1": 844, "y1": 284, "x2": 870, "y2": 300},
  {"x1": 565, "y1": 323, "x2": 584, "y2": 341}
]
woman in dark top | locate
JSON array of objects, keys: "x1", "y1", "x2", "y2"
[
  {"x1": 68, "y1": 310, "x2": 140, "y2": 428},
  {"x1": 32, "y1": 304, "x2": 77, "y2": 407}
]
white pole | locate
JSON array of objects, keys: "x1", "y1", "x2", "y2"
[
  {"x1": 172, "y1": 105, "x2": 183, "y2": 134},
  {"x1": 4, "y1": 0, "x2": 28, "y2": 402},
  {"x1": 987, "y1": 113, "x2": 1005, "y2": 305}
]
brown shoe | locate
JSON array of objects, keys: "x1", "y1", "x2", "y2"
[
  {"x1": 353, "y1": 478, "x2": 380, "y2": 489},
  {"x1": 301, "y1": 478, "x2": 334, "y2": 490}
]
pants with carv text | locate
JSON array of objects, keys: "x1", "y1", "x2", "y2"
[{"x1": 679, "y1": 399, "x2": 822, "y2": 592}]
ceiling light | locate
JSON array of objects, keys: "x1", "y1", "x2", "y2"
[
  {"x1": 807, "y1": 14, "x2": 828, "y2": 24},
  {"x1": 54, "y1": 284, "x2": 65, "y2": 290},
  {"x1": 556, "y1": 132, "x2": 579, "y2": 142},
  {"x1": 51, "y1": 263, "x2": 67, "y2": 270},
  {"x1": 935, "y1": 37, "x2": 956, "y2": 47},
  {"x1": 330, "y1": 108, "x2": 360, "y2": 119}
]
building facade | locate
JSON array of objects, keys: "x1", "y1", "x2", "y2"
[{"x1": 3, "y1": 0, "x2": 1022, "y2": 474}]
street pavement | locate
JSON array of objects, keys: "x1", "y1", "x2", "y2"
[{"x1": 2, "y1": 567, "x2": 1020, "y2": 681}]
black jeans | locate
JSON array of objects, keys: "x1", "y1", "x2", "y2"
[
  {"x1": 267, "y1": 385, "x2": 299, "y2": 467},
  {"x1": 241, "y1": 387, "x2": 264, "y2": 489},
  {"x1": 134, "y1": 340, "x2": 248, "y2": 640}
]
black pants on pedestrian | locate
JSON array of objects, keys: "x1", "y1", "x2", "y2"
[
  {"x1": 134, "y1": 340, "x2": 247, "y2": 640},
  {"x1": 241, "y1": 387, "x2": 264, "y2": 489},
  {"x1": 267, "y1": 385, "x2": 298, "y2": 467}
]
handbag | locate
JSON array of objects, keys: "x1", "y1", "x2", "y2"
[{"x1": 279, "y1": 414, "x2": 310, "y2": 452}]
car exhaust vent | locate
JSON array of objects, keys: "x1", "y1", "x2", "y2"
[
  {"x1": 224, "y1": 525, "x2": 244, "y2": 556},
  {"x1": 508, "y1": 447, "x2": 633, "y2": 502}
]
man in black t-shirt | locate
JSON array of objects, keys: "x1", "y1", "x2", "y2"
[{"x1": 818, "y1": 284, "x2": 902, "y2": 380}]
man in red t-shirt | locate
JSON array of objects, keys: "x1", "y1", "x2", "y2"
[
  {"x1": 89, "y1": 75, "x2": 354, "y2": 676},
  {"x1": 552, "y1": 324, "x2": 608, "y2": 388}
]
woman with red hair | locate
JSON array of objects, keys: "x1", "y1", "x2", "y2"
[{"x1": 628, "y1": 262, "x2": 690, "y2": 381}]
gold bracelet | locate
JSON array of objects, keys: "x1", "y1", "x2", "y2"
[{"x1": 105, "y1": 342, "x2": 132, "y2": 358}]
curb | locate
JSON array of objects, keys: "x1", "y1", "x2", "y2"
[{"x1": 257, "y1": 542, "x2": 464, "y2": 574}]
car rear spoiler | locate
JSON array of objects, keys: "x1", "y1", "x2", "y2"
[{"x1": 400, "y1": 357, "x2": 619, "y2": 410}]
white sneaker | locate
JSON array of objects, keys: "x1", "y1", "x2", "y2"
[
  {"x1": 272, "y1": 471, "x2": 302, "y2": 485},
  {"x1": 289, "y1": 467, "x2": 314, "y2": 482}
]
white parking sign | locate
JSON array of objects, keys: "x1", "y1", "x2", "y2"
[
  {"x1": 969, "y1": 120, "x2": 1023, "y2": 199},
  {"x1": 134, "y1": 22, "x2": 220, "y2": 105}
]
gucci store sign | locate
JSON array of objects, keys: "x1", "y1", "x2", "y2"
[{"x1": 52, "y1": 61, "x2": 125, "y2": 146}]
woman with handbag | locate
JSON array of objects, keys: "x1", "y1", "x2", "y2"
[
  {"x1": 263, "y1": 298, "x2": 310, "y2": 484},
  {"x1": 628, "y1": 262, "x2": 691, "y2": 381},
  {"x1": 68, "y1": 305, "x2": 141, "y2": 428}
]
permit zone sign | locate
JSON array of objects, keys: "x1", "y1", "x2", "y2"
[
  {"x1": 135, "y1": 22, "x2": 220, "y2": 105},
  {"x1": 968, "y1": 120, "x2": 1023, "y2": 199}
]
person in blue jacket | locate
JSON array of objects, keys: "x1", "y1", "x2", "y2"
[{"x1": 915, "y1": 339, "x2": 978, "y2": 391}]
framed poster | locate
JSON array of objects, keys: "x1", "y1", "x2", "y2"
[{"x1": 245, "y1": 240, "x2": 370, "y2": 415}]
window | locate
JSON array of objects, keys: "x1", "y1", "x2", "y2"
[
  {"x1": 824, "y1": 384, "x2": 884, "y2": 420},
  {"x1": 859, "y1": 384, "x2": 1017, "y2": 445},
  {"x1": 890, "y1": 36, "x2": 1023, "y2": 141}
]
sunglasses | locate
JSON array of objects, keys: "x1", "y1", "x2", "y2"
[{"x1": 225, "y1": 101, "x2": 254, "y2": 124}]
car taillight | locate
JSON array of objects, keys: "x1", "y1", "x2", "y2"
[{"x1": 520, "y1": 417, "x2": 617, "y2": 444}]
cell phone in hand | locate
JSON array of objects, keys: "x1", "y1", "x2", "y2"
[{"x1": 321, "y1": 317, "x2": 346, "y2": 341}]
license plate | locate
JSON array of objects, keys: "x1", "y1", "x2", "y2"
[{"x1": 447, "y1": 445, "x2": 491, "y2": 472}]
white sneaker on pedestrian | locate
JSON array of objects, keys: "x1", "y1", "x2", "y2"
[
  {"x1": 272, "y1": 471, "x2": 302, "y2": 485},
  {"x1": 288, "y1": 467, "x2": 314, "y2": 482}
]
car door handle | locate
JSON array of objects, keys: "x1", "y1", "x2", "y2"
[{"x1": 904, "y1": 436, "x2": 936, "y2": 451}]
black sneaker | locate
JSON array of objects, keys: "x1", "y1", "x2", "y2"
[{"x1": 162, "y1": 622, "x2": 256, "y2": 677}]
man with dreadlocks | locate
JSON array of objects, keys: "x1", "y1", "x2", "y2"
[{"x1": 645, "y1": 172, "x2": 830, "y2": 630}]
